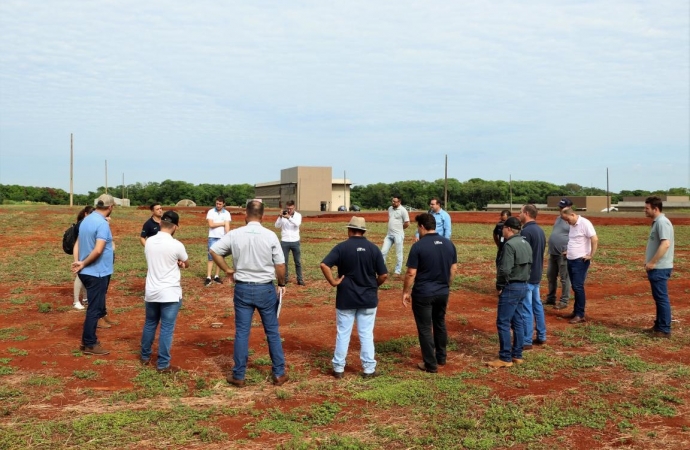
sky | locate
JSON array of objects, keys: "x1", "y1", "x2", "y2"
[{"x1": 1, "y1": 0, "x2": 688, "y2": 194}]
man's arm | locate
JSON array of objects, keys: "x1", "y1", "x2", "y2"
[
  {"x1": 320, "y1": 262, "x2": 344, "y2": 286},
  {"x1": 449, "y1": 263, "x2": 457, "y2": 285},
  {"x1": 210, "y1": 249, "x2": 234, "y2": 281},
  {"x1": 71, "y1": 239, "x2": 106, "y2": 273},
  {"x1": 376, "y1": 273, "x2": 388, "y2": 286},
  {"x1": 139, "y1": 236, "x2": 147, "y2": 247},
  {"x1": 207, "y1": 218, "x2": 225, "y2": 229},
  {"x1": 403, "y1": 221, "x2": 410, "y2": 230},
  {"x1": 401, "y1": 267, "x2": 417, "y2": 307},
  {"x1": 496, "y1": 244, "x2": 514, "y2": 291},
  {"x1": 274, "y1": 263, "x2": 286, "y2": 286},
  {"x1": 584, "y1": 235, "x2": 598, "y2": 260},
  {"x1": 493, "y1": 231, "x2": 500, "y2": 247},
  {"x1": 645, "y1": 239, "x2": 670, "y2": 270}
]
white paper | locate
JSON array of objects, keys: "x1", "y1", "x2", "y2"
[{"x1": 277, "y1": 289, "x2": 283, "y2": 318}]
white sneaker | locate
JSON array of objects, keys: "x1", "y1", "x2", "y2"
[{"x1": 73, "y1": 302, "x2": 85, "y2": 310}]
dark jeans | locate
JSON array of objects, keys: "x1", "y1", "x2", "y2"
[
  {"x1": 78, "y1": 274, "x2": 111, "y2": 347},
  {"x1": 497, "y1": 283, "x2": 527, "y2": 362},
  {"x1": 232, "y1": 283, "x2": 285, "y2": 380},
  {"x1": 567, "y1": 258, "x2": 590, "y2": 318},
  {"x1": 647, "y1": 268, "x2": 672, "y2": 334},
  {"x1": 546, "y1": 253, "x2": 570, "y2": 304},
  {"x1": 411, "y1": 294, "x2": 448, "y2": 371},
  {"x1": 280, "y1": 241, "x2": 303, "y2": 283}
]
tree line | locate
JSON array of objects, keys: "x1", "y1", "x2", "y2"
[{"x1": 1, "y1": 179, "x2": 687, "y2": 210}]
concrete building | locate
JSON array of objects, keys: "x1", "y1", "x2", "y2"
[
  {"x1": 254, "y1": 166, "x2": 352, "y2": 212},
  {"x1": 616, "y1": 195, "x2": 690, "y2": 212},
  {"x1": 546, "y1": 196, "x2": 609, "y2": 211}
]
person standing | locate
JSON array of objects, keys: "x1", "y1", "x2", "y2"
[
  {"x1": 381, "y1": 196, "x2": 410, "y2": 276},
  {"x1": 139, "y1": 202, "x2": 163, "y2": 247},
  {"x1": 320, "y1": 217, "x2": 388, "y2": 379},
  {"x1": 519, "y1": 204, "x2": 547, "y2": 349},
  {"x1": 206, "y1": 196, "x2": 231, "y2": 286},
  {"x1": 493, "y1": 210, "x2": 511, "y2": 265},
  {"x1": 71, "y1": 194, "x2": 116, "y2": 355},
  {"x1": 487, "y1": 217, "x2": 531, "y2": 368},
  {"x1": 402, "y1": 213, "x2": 457, "y2": 373},
  {"x1": 546, "y1": 198, "x2": 572, "y2": 309},
  {"x1": 210, "y1": 200, "x2": 288, "y2": 387},
  {"x1": 644, "y1": 196, "x2": 675, "y2": 338},
  {"x1": 560, "y1": 207, "x2": 598, "y2": 324},
  {"x1": 415, "y1": 197, "x2": 452, "y2": 241},
  {"x1": 140, "y1": 211, "x2": 189, "y2": 373},
  {"x1": 275, "y1": 200, "x2": 304, "y2": 286},
  {"x1": 72, "y1": 205, "x2": 95, "y2": 310}
]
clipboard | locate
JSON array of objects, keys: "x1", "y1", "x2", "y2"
[{"x1": 277, "y1": 289, "x2": 283, "y2": 318}]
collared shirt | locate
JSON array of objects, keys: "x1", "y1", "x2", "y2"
[
  {"x1": 206, "y1": 208, "x2": 231, "y2": 238},
  {"x1": 520, "y1": 221, "x2": 546, "y2": 284},
  {"x1": 275, "y1": 211, "x2": 302, "y2": 242},
  {"x1": 210, "y1": 222, "x2": 285, "y2": 283},
  {"x1": 140, "y1": 217, "x2": 160, "y2": 239},
  {"x1": 415, "y1": 208, "x2": 452, "y2": 240},
  {"x1": 387, "y1": 205, "x2": 409, "y2": 236},
  {"x1": 77, "y1": 211, "x2": 114, "y2": 277},
  {"x1": 547, "y1": 216, "x2": 570, "y2": 255},
  {"x1": 144, "y1": 232, "x2": 188, "y2": 303},
  {"x1": 566, "y1": 216, "x2": 596, "y2": 260},
  {"x1": 646, "y1": 213, "x2": 674, "y2": 269},
  {"x1": 496, "y1": 234, "x2": 532, "y2": 289},
  {"x1": 406, "y1": 233, "x2": 458, "y2": 297}
]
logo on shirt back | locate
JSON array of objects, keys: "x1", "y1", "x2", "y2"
[
  {"x1": 357, "y1": 247, "x2": 366, "y2": 252},
  {"x1": 434, "y1": 240, "x2": 443, "y2": 245}
]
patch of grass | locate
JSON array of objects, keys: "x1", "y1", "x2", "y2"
[
  {"x1": 92, "y1": 359, "x2": 108, "y2": 366},
  {"x1": 376, "y1": 335, "x2": 418, "y2": 355},
  {"x1": 7, "y1": 348, "x2": 28, "y2": 356},
  {"x1": 0, "y1": 366, "x2": 16, "y2": 375},
  {"x1": 37, "y1": 303, "x2": 52, "y2": 313},
  {"x1": 25, "y1": 375, "x2": 62, "y2": 387},
  {"x1": 73, "y1": 370, "x2": 98, "y2": 380}
]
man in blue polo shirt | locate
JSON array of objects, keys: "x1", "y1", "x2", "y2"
[
  {"x1": 321, "y1": 217, "x2": 388, "y2": 379},
  {"x1": 403, "y1": 213, "x2": 457, "y2": 373},
  {"x1": 71, "y1": 194, "x2": 115, "y2": 356},
  {"x1": 415, "y1": 197, "x2": 452, "y2": 241}
]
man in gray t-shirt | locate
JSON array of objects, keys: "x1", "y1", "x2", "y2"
[
  {"x1": 546, "y1": 198, "x2": 572, "y2": 309},
  {"x1": 644, "y1": 196, "x2": 675, "y2": 337},
  {"x1": 381, "y1": 196, "x2": 410, "y2": 275}
]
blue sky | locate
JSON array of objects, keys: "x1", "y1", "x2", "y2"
[{"x1": 1, "y1": 0, "x2": 688, "y2": 194}]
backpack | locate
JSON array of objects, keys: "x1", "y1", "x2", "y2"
[{"x1": 62, "y1": 223, "x2": 78, "y2": 255}]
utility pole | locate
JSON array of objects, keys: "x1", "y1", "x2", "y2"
[
  {"x1": 105, "y1": 160, "x2": 108, "y2": 194},
  {"x1": 122, "y1": 173, "x2": 125, "y2": 202},
  {"x1": 444, "y1": 154, "x2": 448, "y2": 209},
  {"x1": 344, "y1": 170, "x2": 347, "y2": 210},
  {"x1": 606, "y1": 168, "x2": 610, "y2": 213},
  {"x1": 69, "y1": 133, "x2": 74, "y2": 207},
  {"x1": 509, "y1": 174, "x2": 513, "y2": 211}
]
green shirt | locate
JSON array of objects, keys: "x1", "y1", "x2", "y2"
[{"x1": 496, "y1": 234, "x2": 532, "y2": 289}]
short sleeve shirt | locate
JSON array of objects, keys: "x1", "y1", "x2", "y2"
[
  {"x1": 145, "y1": 232, "x2": 188, "y2": 303},
  {"x1": 406, "y1": 233, "x2": 458, "y2": 297},
  {"x1": 77, "y1": 212, "x2": 114, "y2": 277},
  {"x1": 140, "y1": 217, "x2": 160, "y2": 239},
  {"x1": 566, "y1": 216, "x2": 596, "y2": 260},
  {"x1": 548, "y1": 216, "x2": 570, "y2": 255},
  {"x1": 387, "y1": 206, "x2": 409, "y2": 236},
  {"x1": 207, "y1": 208, "x2": 232, "y2": 238},
  {"x1": 322, "y1": 236, "x2": 387, "y2": 310},
  {"x1": 646, "y1": 214, "x2": 674, "y2": 269}
]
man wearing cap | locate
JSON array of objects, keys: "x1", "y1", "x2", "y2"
[
  {"x1": 403, "y1": 213, "x2": 457, "y2": 373},
  {"x1": 275, "y1": 200, "x2": 305, "y2": 286},
  {"x1": 140, "y1": 211, "x2": 189, "y2": 373},
  {"x1": 493, "y1": 210, "x2": 511, "y2": 266},
  {"x1": 644, "y1": 196, "x2": 675, "y2": 338},
  {"x1": 139, "y1": 202, "x2": 163, "y2": 247},
  {"x1": 320, "y1": 217, "x2": 388, "y2": 379},
  {"x1": 210, "y1": 200, "x2": 289, "y2": 387},
  {"x1": 415, "y1": 197, "x2": 452, "y2": 242},
  {"x1": 546, "y1": 198, "x2": 573, "y2": 309},
  {"x1": 488, "y1": 216, "x2": 531, "y2": 368},
  {"x1": 205, "y1": 196, "x2": 231, "y2": 286},
  {"x1": 560, "y1": 207, "x2": 598, "y2": 324},
  {"x1": 381, "y1": 195, "x2": 410, "y2": 275},
  {"x1": 519, "y1": 204, "x2": 547, "y2": 349},
  {"x1": 71, "y1": 194, "x2": 116, "y2": 355}
]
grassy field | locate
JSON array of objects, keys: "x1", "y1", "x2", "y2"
[{"x1": 0, "y1": 205, "x2": 688, "y2": 449}]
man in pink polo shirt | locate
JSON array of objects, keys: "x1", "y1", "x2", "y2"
[{"x1": 559, "y1": 207, "x2": 598, "y2": 324}]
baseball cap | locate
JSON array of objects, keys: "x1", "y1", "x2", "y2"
[
  {"x1": 504, "y1": 217, "x2": 522, "y2": 230},
  {"x1": 96, "y1": 194, "x2": 116, "y2": 207},
  {"x1": 161, "y1": 211, "x2": 179, "y2": 226},
  {"x1": 346, "y1": 216, "x2": 366, "y2": 231},
  {"x1": 558, "y1": 198, "x2": 573, "y2": 208}
]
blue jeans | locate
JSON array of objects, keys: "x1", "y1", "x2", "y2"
[
  {"x1": 521, "y1": 283, "x2": 546, "y2": 345},
  {"x1": 647, "y1": 268, "x2": 672, "y2": 334},
  {"x1": 140, "y1": 300, "x2": 182, "y2": 370},
  {"x1": 412, "y1": 294, "x2": 448, "y2": 371},
  {"x1": 207, "y1": 237, "x2": 220, "y2": 261},
  {"x1": 381, "y1": 233, "x2": 404, "y2": 274},
  {"x1": 567, "y1": 258, "x2": 590, "y2": 318},
  {"x1": 280, "y1": 241, "x2": 303, "y2": 284},
  {"x1": 497, "y1": 283, "x2": 527, "y2": 362},
  {"x1": 332, "y1": 308, "x2": 377, "y2": 374},
  {"x1": 232, "y1": 283, "x2": 285, "y2": 380},
  {"x1": 78, "y1": 274, "x2": 111, "y2": 347}
]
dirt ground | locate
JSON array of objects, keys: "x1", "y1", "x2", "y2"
[{"x1": 1, "y1": 208, "x2": 688, "y2": 449}]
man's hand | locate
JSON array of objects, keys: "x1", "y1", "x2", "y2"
[
  {"x1": 277, "y1": 285, "x2": 286, "y2": 297},
  {"x1": 644, "y1": 261, "x2": 656, "y2": 271},
  {"x1": 224, "y1": 268, "x2": 235, "y2": 283},
  {"x1": 402, "y1": 292, "x2": 411, "y2": 308},
  {"x1": 329, "y1": 275, "x2": 345, "y2": 287},
  {"x1": 71, "y1": 261, "x2": 84, "y2": 274}
]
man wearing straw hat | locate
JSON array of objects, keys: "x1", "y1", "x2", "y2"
[{"x1": 320, "y1": 216, "x2": 388, "y2": 379}]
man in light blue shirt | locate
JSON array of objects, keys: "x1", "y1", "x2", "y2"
[{"x1": 415, "y1": 197, "x2": 452, "y2": 241}]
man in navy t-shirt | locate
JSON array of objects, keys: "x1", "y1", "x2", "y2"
[
  {"x1": 402, "y1": 213, "x2": 458, "y2": 373},
  {"x1": 321, "y1": 217, "x2": 388, "y2": 379}
]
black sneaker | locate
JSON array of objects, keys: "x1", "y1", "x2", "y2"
[
  {"x1": 213, "y1": 276, "x2": 222, "y2": 284},
  {"x1": 204, "y1": 277, "x2": 213, "y2": 287}
]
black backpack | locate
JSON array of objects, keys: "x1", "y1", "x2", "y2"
[{"x1": 62, "y1": 223, "x2": 79, "y2": 255}]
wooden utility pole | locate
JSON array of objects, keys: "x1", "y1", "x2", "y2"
[
  {"x1": 509, "y1": 174, "x2": 513, "y2": 211},
  {"x1": 122, "y1": 173, "x2": 125, "y2": 202},
  {"x1": 444, "y1": 154, "x2": 448, "y2": 209},
  {"x1": 69, "y1": 133, "x2": 73, "y2": 206},
  {"x1": 105, "y1": 160, "x2": 108, "y2": 194},
  {"x1": 606, "y1": 168, "x2": 610, "y2": 213},
  {"x1": 344, "y1": 170, "x2": 347, "y2": 210}
]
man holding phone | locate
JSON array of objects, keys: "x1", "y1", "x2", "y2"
[{"x1": 275, "y1": 200, "x2": 304, "y2": 286}]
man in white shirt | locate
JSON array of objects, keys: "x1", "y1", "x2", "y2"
[
  {"x1": 560, "y1": 207, "x2": 598, "y2": 324},
  {"x1": 381, "y1": 196, "x2": 410, "y2": 275},
  {"x1": 275, "y1": 200, "x2": 304, "y2": 286},
  {"x1": 140, "y1": 211, "x2": 189, "y2": 373},
  {"x1": 210, "y1": 200, "x2": 288, "y2": 387},
  {"x1": 205, "y1": 196, "x2": 231, "y2": 286}
]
